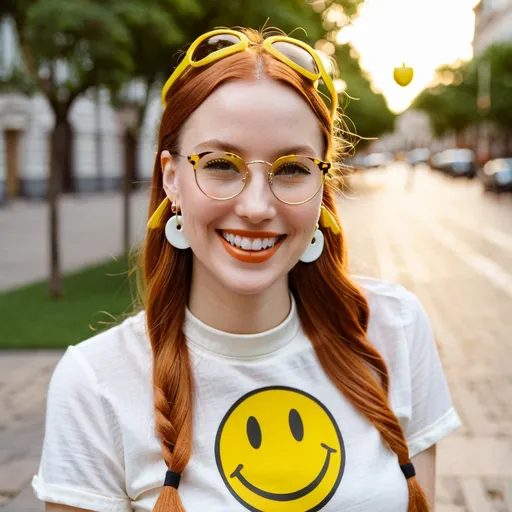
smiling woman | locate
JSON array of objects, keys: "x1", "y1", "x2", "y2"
[{"x1": 32, "y1": 27, "x2": 460, "y2": 512}]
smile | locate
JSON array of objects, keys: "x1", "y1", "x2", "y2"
[
  {"x1": 217, "y1": 229, "x2": 287, "y2": 264},
  {"x1": 229, "y1": 442, "x2": 337, "y2": 501}
]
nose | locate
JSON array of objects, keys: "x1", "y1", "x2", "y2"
[{"x1": 234, "y1": 164, "x2": 277, "y2": 224}]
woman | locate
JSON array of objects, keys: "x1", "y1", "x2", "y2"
[{"x1": 32, "y1": 28, "x2": 461, "y2": 512}]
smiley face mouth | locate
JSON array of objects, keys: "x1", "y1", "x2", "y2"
[{"x1": 229, "y1": 442, "x2": 337, "y2": 502}]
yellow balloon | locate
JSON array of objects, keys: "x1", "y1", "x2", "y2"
[{"x1": 393, "y1": 63, "x2": 414, "y2": 87}]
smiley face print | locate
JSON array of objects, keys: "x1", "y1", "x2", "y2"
[{"x1": 215, "y1": 386, "x2": 345, "y2": 511}]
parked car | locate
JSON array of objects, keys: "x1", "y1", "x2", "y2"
[
  {"x1": 430, "y1": 149, "x2": 477, "y2": 178},
  {"x1": 478, "y1": 158, "x2": 512, "y2": 192},
  {"x1": 406, "y1": 148, "x2": 431, "y2": 166},
  {"x1": 364, "y1": 152, "x2": 395, "y2": 169},
  {"x1": 344, "y1": 154, "x2": 367, "y2": 172}
]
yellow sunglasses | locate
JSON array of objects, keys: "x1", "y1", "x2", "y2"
[{"x1": 161, "y1": 29, "x2": 338, "y2": 119}]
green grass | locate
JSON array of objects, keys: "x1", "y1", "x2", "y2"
[{"x1": 0, "y1": 256, "x2": 139, "y2": 349}]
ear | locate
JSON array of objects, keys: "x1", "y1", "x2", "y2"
[{"x1": 161, "y1": 150, "x2": 180, "y2": 202}]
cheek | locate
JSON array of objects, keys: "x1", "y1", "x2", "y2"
[
  {"x1": 178, "y1": 181, "x2": 230, "y2": 240},
  {"x1": 284, "y1": 199, "x2": 321, "y2": 238}
]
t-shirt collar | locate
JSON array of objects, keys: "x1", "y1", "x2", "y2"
[{"x1": 183, "y1": 294, "x2": 300, "y2": 358}]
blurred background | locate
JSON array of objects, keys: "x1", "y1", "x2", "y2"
[{"x1": 0, "y1": 0, "x2": 511, "y2": 510}]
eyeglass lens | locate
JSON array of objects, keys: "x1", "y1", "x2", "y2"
[
  {"x1": 271, "y1": 41, "x2": 319, "y2": 76},
  {"x1": 192, "y1": 34, "x2": 241, "y2": 62},
  {"x1": 193, "y1": 152, "x2": 323, "y2": 204}
]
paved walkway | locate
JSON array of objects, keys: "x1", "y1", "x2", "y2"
[
  {"x1": 1, "y1": 165, "x2": 511, "y2": 511},
  {"x1": 0, "y1": 190, "x2": 149, "y2": 292}
]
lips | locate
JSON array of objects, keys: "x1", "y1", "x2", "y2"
[{"x1": 217, "y1": 229, "x2": 287, "y2": 264}]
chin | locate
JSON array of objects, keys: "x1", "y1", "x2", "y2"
[{"x1": 216, "y1": 266, "x2": 286, "y2": 296}]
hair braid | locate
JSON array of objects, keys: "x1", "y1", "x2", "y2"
[
  {"x1": 291, "y1": 191, "x2": 430, "y2": 512},
  {"x1": 143, "y1": 226, "x2": 194, "y2": 512}
]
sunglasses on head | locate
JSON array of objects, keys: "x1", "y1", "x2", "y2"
[{"x1": 161, "y1": 29, "x2": 338, "y2": 119}]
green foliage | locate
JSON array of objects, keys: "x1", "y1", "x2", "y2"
[
  {"x1": 413, "y1": 42, "x2": 512, "y2": 135},
  {"x1": 480, "y1": 43, "x2": 512, "y2": 129},
  {"x1": 0, "y1": 256, "x2": 134, "y2": 349},
  {"x1": 26, "y1": 0, "x2": 135, "y2": 93},
  {"x1": 0, "y1": 66, "x2": 37, "y2": 94},
  {"x1": 4, "y1": 0, "x2": 367, "y2": 110},
  {"x1": 335, "y1": 44, "x2": 395, "y2": 147},
  {"x1": 413, "y1": 64, "x2": 479, "y2": 136}
]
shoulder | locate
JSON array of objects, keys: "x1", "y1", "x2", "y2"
[
  {"x1": 351, "y1": 275, "x2": 423, "y2": 330},
  {"x1": 350, "y1": 275, "x2": 433, "y2": 361},
  {"x1": 51, "y1": 311, "x2": 151, "y2": 397},
  {"x1": 73, "y1": 310, "x2": 150, "y2": 362}
]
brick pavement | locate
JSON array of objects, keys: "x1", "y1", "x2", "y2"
[{"x1": 1, "y1": 166, "x2": 511, "y2": 511}]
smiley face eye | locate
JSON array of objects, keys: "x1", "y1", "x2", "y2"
[
  {"x1": 289, "y1": 409, "x2": 304, "y2": 442},
  {"x1": 247, "y1": 416, "x2": 262, "y2": 449}
]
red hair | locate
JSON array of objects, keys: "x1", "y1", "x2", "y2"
[{"x1": 141, "y1": 28, "x2": 429, "y2": 512}]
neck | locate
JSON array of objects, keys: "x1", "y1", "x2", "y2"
[{"x1": 187, "y1": 263, "x2": 291, "y2": 335}]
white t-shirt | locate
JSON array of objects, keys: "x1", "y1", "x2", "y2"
[{"x1": 32, "y1": 276, "x2": 461, "y2": 512}]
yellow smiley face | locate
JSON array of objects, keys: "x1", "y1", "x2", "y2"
[{"x1": 215, "y1": 386, "x2": 345, "y2": 511}]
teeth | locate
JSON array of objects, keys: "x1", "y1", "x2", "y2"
[{"x1": 221, "y1": 232, "x2": 280, "y2": 251}]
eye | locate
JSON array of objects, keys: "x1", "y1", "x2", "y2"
[
  {"x1": 247, "y1": 416, "x2": 262, "y2": 449},
  {"x1": 204, "y1": 158, "x2": 240, "y2": 173},
  {"x1": 289, "y1": 409, "x2": 304, "y2": 442},
  {"x1": 274, "y1": 162, "x2": 311, "y2": 177}
]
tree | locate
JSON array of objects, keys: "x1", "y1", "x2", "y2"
[
  {"x1": 2, "y1": 0, "x2": 194, "y2": 296},
  {"x1": 480, "y1": 43, "x2": 512, "y2": 132},
  {"x1": 412, "y1": 43, "x2": 512, "y2": 154},
  {"x1": 413, "y1": 62, "x2": 479, "y2": 142}
]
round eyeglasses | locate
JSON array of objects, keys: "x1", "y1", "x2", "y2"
[{"x1": 175, "y1": 151, "x2": 332, "y2": 205}]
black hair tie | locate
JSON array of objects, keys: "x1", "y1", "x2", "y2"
[
  {"x1": 164, "y1": 470, "x2": 181, "y2": 489},
  {"x1": 400, "y1": 462, "x2": 416, "y2": 479}
]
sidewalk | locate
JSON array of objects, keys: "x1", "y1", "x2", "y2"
[{"x1": 0, "y1": 190, "x2": 150, "y2": 292}]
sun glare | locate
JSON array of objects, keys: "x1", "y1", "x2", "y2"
[{"x1": 341, "y1": 0, "x2": 481, "y2": 113}]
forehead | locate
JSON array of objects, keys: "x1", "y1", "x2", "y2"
[{"x1": 179, "y1": 79, "x2": 324, "y2": 157}]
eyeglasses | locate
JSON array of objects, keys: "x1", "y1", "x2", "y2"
[
  {"x1": 146, "y1": 151, "x2": 334, "y2": 230},
  {"x1": 161, "y1": 29, "x2": 338, "y2": 119},
  {"x1": 179, "y1": 151, "x2": 332, "y2": 205}
]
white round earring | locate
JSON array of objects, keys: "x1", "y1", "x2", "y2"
[
  {"x1": 299, "y1": 227, "x2": 324, "y2": 263},
  {"x1": 165, "y1": 202, "x2": 190, "y2": 249}
]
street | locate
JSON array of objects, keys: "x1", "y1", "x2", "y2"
[{"x1": 0, "y1": 163, "x2": 511, "y2": 511}]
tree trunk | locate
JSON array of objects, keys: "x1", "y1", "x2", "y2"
[
  {"x1": 123, "y1": 129, "x2": 137, "y2": 255},
  {"x1": 48, "y1": 116, "x2": 70, "y2": 297},
  {"x1": 59, "y1": 119, "x2": 74, "y2": 193},
  {"x1": 95, "y1": 88, "x2": 103, "y2": 191}
]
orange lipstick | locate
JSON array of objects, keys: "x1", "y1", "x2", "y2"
[{"x1": 217, "y1": 230, "x2": 286, "y2": 264}]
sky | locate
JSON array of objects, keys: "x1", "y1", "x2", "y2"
[{"x1": 338, "y1": 0, "x2": 481, "y2": 113}]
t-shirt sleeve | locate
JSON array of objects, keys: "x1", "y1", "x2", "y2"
[
  {"x1": 402, "y1": 292, "x2": 462, "y2": 458},
  {"x1": 31, "y1": 346, "x2": 132, "y2": 512}
]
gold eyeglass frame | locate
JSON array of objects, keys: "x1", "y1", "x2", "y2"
[{"x1": 147, "y1": 151, "x2": 340, "y2": 234}]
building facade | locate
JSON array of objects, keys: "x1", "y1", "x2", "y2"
[
  {"x1": 473, "y1": 0, "x2": 512, "y2": 55},
  {"x1": 473, "y1": 0, "x2": 512, "y2": 160},
  {"x1": 0, "y1": 17, "x2": 158, "y2": 204}
]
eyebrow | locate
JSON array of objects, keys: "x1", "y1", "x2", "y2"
[{"x1": 192, "y1": 139, "x2": 318, "y2": 159}]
